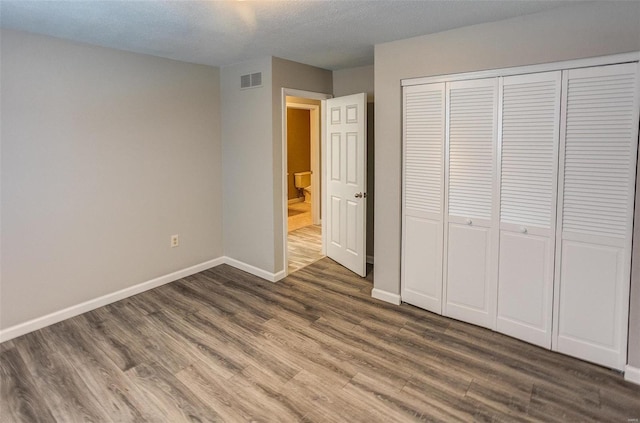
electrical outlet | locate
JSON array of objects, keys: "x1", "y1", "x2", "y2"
[{"x1": 171, "y1": 234, "x2": 179, "y2": 248}]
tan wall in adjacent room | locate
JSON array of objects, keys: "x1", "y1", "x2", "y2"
[{"x1": 286, "y1": 108, "x2": 311, "y2": 200}]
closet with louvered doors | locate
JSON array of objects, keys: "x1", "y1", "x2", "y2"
[
  {"x1": 400, "y1": 55, "x2": 639, "y2": 370},
  {"x1": 554, "y1": 63, "x2": 639, "y2": 370},
  {"x1": 496, "y1": 71, "x2": 561, "y2": 349}
]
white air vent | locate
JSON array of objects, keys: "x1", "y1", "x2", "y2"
[{"x1": 241, "y1": 72, "x2": 262, "y2": 89}]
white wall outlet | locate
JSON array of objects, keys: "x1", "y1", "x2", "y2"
[{"x1": 171, "y1": 234, "x2": 179, "y2": 248}]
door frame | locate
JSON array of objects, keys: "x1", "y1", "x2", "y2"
[{"x1": 281, "y1": 88, "x2": 332, "y2": 276}]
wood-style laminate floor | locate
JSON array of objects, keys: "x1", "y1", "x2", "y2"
[
  {"x1": 2, "y1": 258, "x2": 639, "y2": 422},
  {"x1": 288, "y1": 224, "x2": 323, "y2": 274}
]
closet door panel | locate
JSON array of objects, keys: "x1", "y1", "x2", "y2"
[
  {"x1": 555, "y1": 63, "x2": 639, "y2": 370},
  {"x1": 558, "y1": 239, "x2": 623, "y2": 364},
  {"x1": 497, "y1": 230, "x2": 553, "y2": 347},
  {"x1": 401, "y1": 83, "x2": 445, "y2": 313},
  {"x1": 446, "y1": 222, "x2": 492, "y2": 327},
  {"x1": 497, "y1": 71, "x2": 561, "y2": 348},
  {"x1": 403, "y1": 216, "x2": 443, "y2": 311},
  {"x1": 444, "y1": 78, "x2": 498, "y2": 329}
]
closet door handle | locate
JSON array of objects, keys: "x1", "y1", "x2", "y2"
[
  {"x1": 520, "y1": 227, "x2": 528, "y2": 234},
  {"x1": 466, "y1": 219, "x2": 473, "y2": 225}
]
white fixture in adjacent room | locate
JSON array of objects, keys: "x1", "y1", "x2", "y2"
[{"x1": 293, "y1": 171, "x2": 312, "y2": 203}]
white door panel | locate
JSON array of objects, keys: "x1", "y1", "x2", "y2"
[
  {"x1": 330, "y1": 196, "x2": 341, "y2": 247},
  {"x1": 556, "y1": 238, "x2": 624, "y2": 368},
  {"x1": 496, "y1": 71, "x2": 561, "y2": 349},
  {"x1": 445, "y1": 223, "x2": 493, "y2": 328},
  {"x1": 402, "y1": 216, "x2": 443, "y2": 313},
  {"x1": 444, "y1": 78, "x2": 498, "y2": 329},
  {"x1": 325, "y1": 93, "x2": 367, "y2": 277},
  {"x1": 402, "y1": 83, "x2": 446, "y2": 312},
  {"x1": 497, "y1": 231, "x2": 553, "y2": 348},
  {"x1": 346, "y1": 199, "x2": 359, "y2": 254},
  {"x1": 554, "y1": 63, "x2": 638, "y2": 370}
]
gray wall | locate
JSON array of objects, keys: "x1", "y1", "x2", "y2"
[
  {"x1": 221, "y1": 57, "x2": 274, "y2": 271},
  {"x1": 333, "y1": 65, "x2": 375, "y2": 259},
  {"x1": 373, "y1": 2, "x2": 640, "y2": 365},
  {"x1": 333, "y1": 65, "x2": 374, "y2": 102},
  {"x1": 1, "y1": 29, "x2": 223, "y2": 329},
  {"x1": 221, "y1": 57, "x2": 331, "y2": 275}
]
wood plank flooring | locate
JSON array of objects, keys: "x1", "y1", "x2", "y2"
[
  {"x1": 288, "y1": 224, "x2": 323, "y2": 274},
  {"x1": 2, "y1": 258, "x2": 640, "y2": 422}
]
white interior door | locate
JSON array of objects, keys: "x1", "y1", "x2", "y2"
[
  {"x1": 401, "y1": 83, "x2": 445, "y2": 313},
  {"x1": 554, "y1": 63, "x2": 639, "y2": 370},
  {"x1": 325, "y1": 93, "x2": 367, "y2": 277},
  {"x1": 444, "y1": 78, "x2": 499, "y2": 329},
  {"x1": 496, "y1": 71, "x2": 561, "y2": 349}
]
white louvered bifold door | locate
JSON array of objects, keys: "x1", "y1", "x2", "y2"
[
  {"x1": 444, "y1": 78, "x2": 499, "y2": 329},
  {"x1": 554, "y1": 63, "x2": 639, "y2": 370},
  {"x1": 401, "y1": 83, "x2": 445, "y2": 313},
  {"x1": 496, "y1": 72, "x2": 561, "y2": 349}
]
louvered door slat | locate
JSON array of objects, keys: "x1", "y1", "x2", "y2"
[
  {"x1": 500, "y1": 74, "x2": 560, "y2": 228},
  {"x1": 448, "y1": 82, "x2": 496, "y2": 221},
  {"x1": 404, "y1": 86, "x2": 445, "y2": 214},
  {"x1": 562, "y1": 69, "x2": 636, "y2": 238}
]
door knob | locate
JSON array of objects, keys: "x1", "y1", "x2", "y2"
[
  {"x1": 466, "y1": 219, "x2": 473, "y2": 225},
  {"x1": 355, "y1": 192, "x2": 363, "y2": 198},
  {"x1": 520, "y1": 227, "x2": 528, "y2": 234}
]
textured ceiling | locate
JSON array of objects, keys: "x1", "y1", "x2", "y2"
[{"x1": 1, "y1": 1, "x2": 579, "y2": 70}]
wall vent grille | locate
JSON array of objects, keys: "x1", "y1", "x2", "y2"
[{"x1": 241, "y1": 72, "x2": 263, "y2": 89}]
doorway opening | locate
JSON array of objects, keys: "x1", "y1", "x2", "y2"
[{"x1": 282, "y1": 89, "x2": 331, "y2": 275}]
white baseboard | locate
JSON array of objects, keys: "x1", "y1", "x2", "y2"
[
  {"x1": 371, "y1": 288, "x2": 401, "y2": 305},
  {"x1": 625, "y1": 365, "x2": 640, "y2": 386},
  {"x1": 366, "y1": 255, "x2": 374, "y2": 265},
  {"x1": 272, "y1": 270, "x2": 286, "y2": 282},
  {"x1": 223, "y1": 256, "x2": 285, "y2": 282},
  {"x1": 0, "y1": 257, "x2": 225, "y2": 343},
  {"x1": 288, "y1": 197, "x2": 304, "y2": 204}
]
